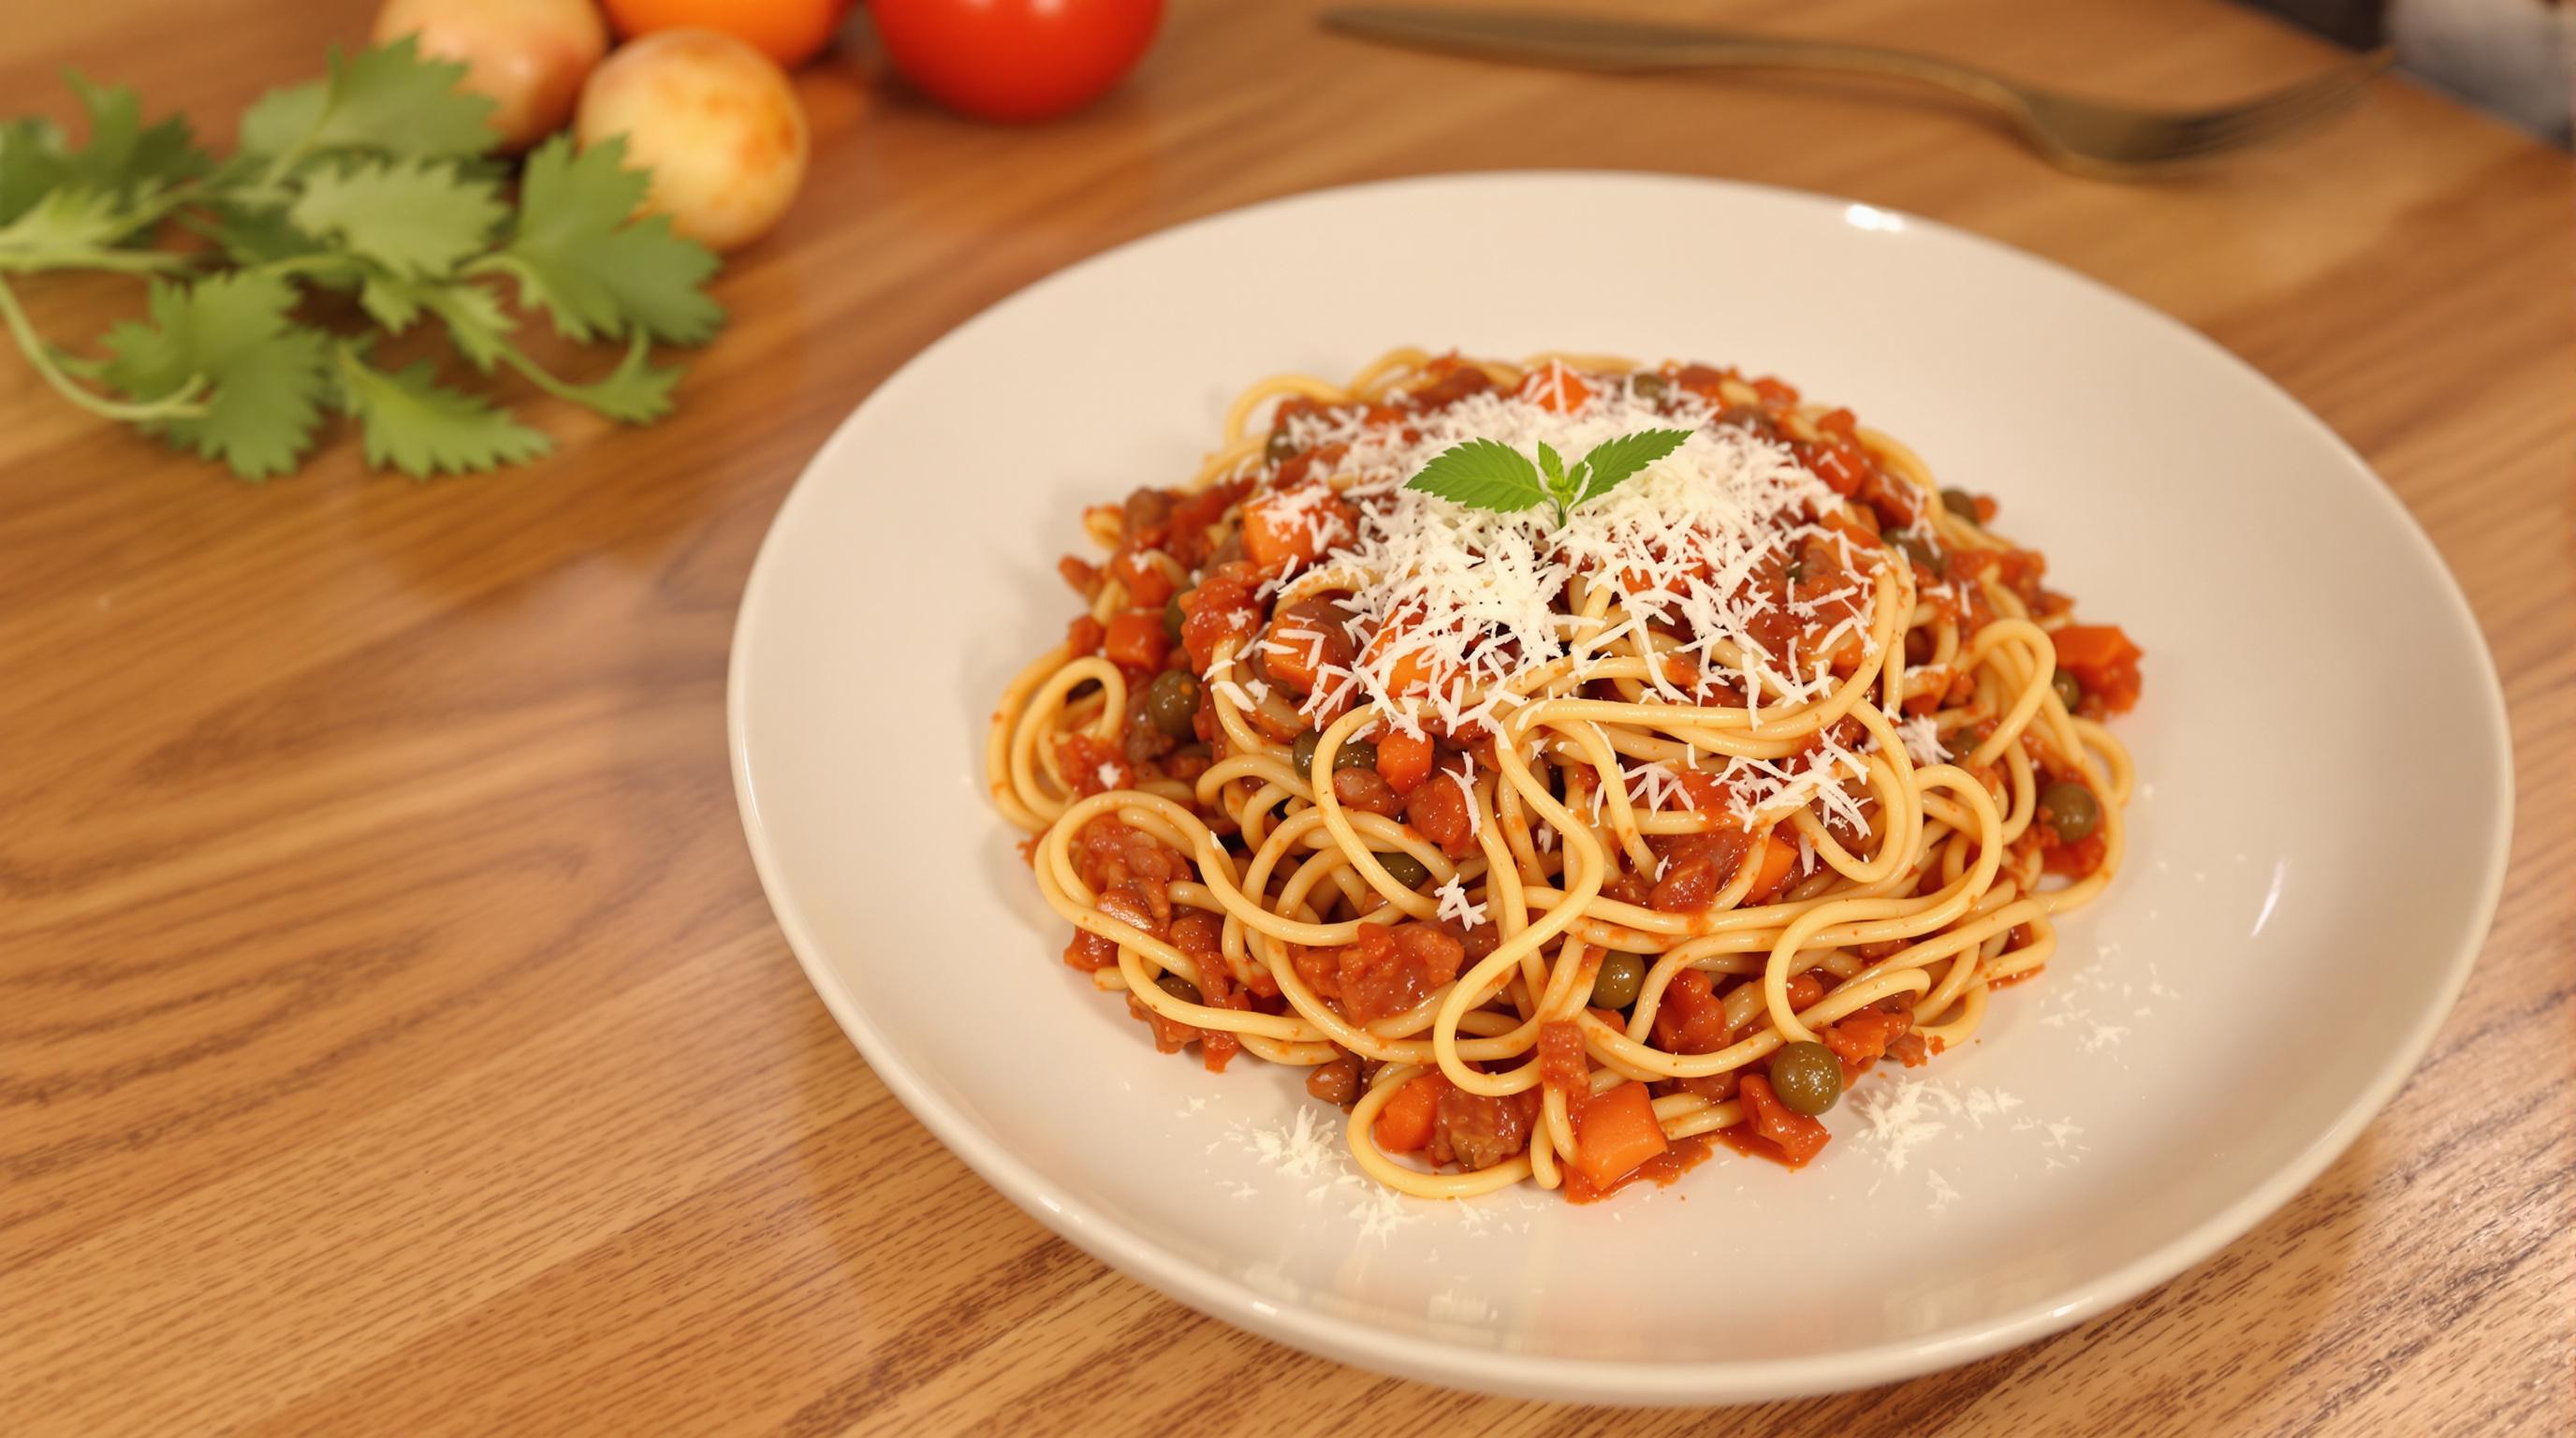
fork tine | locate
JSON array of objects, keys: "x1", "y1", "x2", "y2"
[
  {"x1": 2159, "y1": 65, "x2": 2379, "y2": 159},
  {"x1": 2189, "y1": 86, "x2": 2370, "y2": 155},
  {"x1": 2213, "y1": 52, "x2": 2387, "y2": 125}
]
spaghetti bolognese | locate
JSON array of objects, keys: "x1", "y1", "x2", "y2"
[{"x1": 988, "y1": 348, "x2": 2141, "y2": 1202}]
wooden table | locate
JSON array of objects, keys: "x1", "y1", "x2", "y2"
[{"x1": 6, "y1": 0, "x2": 2569, "y2": 1431}]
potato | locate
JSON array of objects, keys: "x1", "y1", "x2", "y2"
[
  {"x1": 373, "y1": 0, "x2": 609, "y2": 152},
  {"x1": 574, "y1": 29, "x2": 811, "y2": 253}
]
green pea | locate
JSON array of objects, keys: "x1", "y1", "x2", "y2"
[
  {"x1": 1769, "y1": 1041, "x2": 1843, "y2": 1115},
  {"x1": 1265, "y1": 428, "x2": 1296, "y2": 462},
  {"x1": 1630, "y1": 373, "x2": 1669, "y2": 404},
  {"x1": 2051, "y1": 668, "x2": 2085, "y2": 712},
  {"x1": 1590, "y1": 952, "x2": 1647, "y2": 1010},
  {"x1": 1144, "y1": 668, "x2": 1201, "y2": 740},
  {"x1": 1156, "y1": 972, "x2": 1203, "y2": 1005},
  {"x1": 2041, "y1": 782, "x2": 2101, "y2": 843},
  {"x1": 1334, "y1": 740, "x2": 1380, "y2": 773},
  {"x1": 1290, "y1": 729, "x2": 1321, "y2": 778},
  {"x1": 1377, "y1": 850, "x2": 1430, "y2": 889},
  {"x1": 1939, "y1": 488, "x2": 1981, "y2": 523},
  {"x1": 1164, "y1": 592, "x2": 1187, "y2": 644}
]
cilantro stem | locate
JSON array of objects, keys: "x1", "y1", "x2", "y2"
[
  {"x1": 491, "y1": 332, "x2": 666, "y2": 423},
  {"x1": 0, "y1": 246, "x2": 196, "y2": 275},
  {"x1": 249, "y1": 252, "x2": 359, "y2": 282},
  {"x1": 0, "y1": 273, "x2": 210, "y2": 421}
]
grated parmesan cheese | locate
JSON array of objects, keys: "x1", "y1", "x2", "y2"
[
  {"x1": 1433, "y1": 873, "x2": 1487, "y2": 926},
  {"x1": 1236, "y1": 381, "x2": 1887, "y2": 819}
]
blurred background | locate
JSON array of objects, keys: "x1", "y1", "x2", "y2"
[{"x1": 2262, "y1": 0, "x2": 2571, "y2": 141}]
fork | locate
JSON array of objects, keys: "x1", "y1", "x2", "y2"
[{"x1": 1321, "y1": 7, "x2": 2392, "y2": 176}]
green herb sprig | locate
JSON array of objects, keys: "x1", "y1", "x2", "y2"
[
  {"x1": 0, "y1": 39, "x2": 724, "y2": 480},
  {"x1": 1403, "y1": 428, "x2": 1692, "y2": 525}
]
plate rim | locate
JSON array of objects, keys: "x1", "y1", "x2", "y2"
[{"x1": 726, "y1": 169, "x2": 2516, "y2": 1404}]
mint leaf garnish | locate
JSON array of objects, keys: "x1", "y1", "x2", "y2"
[{"x1": 1405, "y1": 426, "x2": 1695, "y2": 526}]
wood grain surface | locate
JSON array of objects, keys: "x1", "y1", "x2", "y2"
[{"x1": 4, "y1": 1, "x2": 2569, "y2": 1432}]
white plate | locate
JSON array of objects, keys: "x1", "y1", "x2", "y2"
[{"x1": 728, "y1": 173, "x2": 2512, "y2": 1403}]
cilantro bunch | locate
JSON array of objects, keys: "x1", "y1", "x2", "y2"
[{"x1": 0, "y1": 40, "x2": 724, "y2": 480}]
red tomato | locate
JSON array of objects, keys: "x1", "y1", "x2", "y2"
[{"x1": 868, "y1": 0, "x2": 1162, "y2": 123}]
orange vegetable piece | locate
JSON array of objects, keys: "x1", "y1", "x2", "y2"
[
  {"x1": 1571, "y1": 1080, "x2": 1669, "y2": 1189},
  {"x1": 1373, "y1": 1070, "x2": 1449, "y2": 1152},
  {"x1": 2050, "y1": 623, "x2": 2144, "y2": 714},
  {"x1": 1739, "y1": 1075, "x2": 1830, "y2": 1166},
  {"x1": 1746, "y1": 834, "x2": 1796, "y2": 902},
  {"x1": 1240, "y1": 485, "x2": 1355, "y2": 568},
  {"x1": 1102, "y1": 610, "x2": 1168, "y2": 670},
  {"x1": 1518, "y1": 361, "x2": 1594, "y2": 414},
  {"x1": 1376, "y1": 730, "x2": 1435, "y2": 793}
]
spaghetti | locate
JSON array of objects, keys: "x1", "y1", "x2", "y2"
[{"x1": 988, "y1": 349, "x2": 2142, "y2": 1202}]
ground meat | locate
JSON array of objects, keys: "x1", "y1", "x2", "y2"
[
  {"x1": 1404, "y1": 777, "x2": 1475, "y2": 856},
  {"x1": 1122, "y1": 486, "x2": 1175, "y2": 547},
  {"x1": 1305, "y1": 1057, "x2": 1361, "y2": 1108},
  {"x1": 1648, "y1": 829, "x2": 1754, "y2": 913},
  {"x1": 1650, "y1": 968, "x2": 1733, "y2": 1054},
  {"x1": 1332, "y1": 767, "x2": 1407, "y2": 817},
  {"x1": 1430, "y1": 1086, "x2": 1537, "y2": 1170},
  {"x1": 1675, "y1": 1071, "x2": 1739, "y2": 1104},
  {"x1": 1294, "y1": 922, "x2": 1466, "y2": 1023}
]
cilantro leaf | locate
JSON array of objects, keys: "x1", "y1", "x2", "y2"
[
  {"x1": 185, "y1": 199, "x2": 327, "y2": 265},
  {"x1": 1572, "y1": 428, "x2": 1693, "y2": 507},
  {"x1": 490, "y1": 135, "x2": 722, "y2": 345},
  {"x1": 59, "y1": 70, "x2": 209, "y2": 198},
  {"x1": 290, "y1": 157, "x2": 504, "y2": 276},
  {"x1": 239, "y1": 37, "x2": 498, "y2": 164},
  {"x1": 0, "y1": 118, "x2": 68, "y2": 227},
  {"x1": 359, "y1": 272, "x2": 513, "y2": 372},
  {"x1": 0, "y1": 187, "x2": 152, "y2": 268},
  {"x1": 99, "y1": 271, "x2": 330, "y2": 478},
  {"x1": 332, "y1": 344, "x2": 549, "y2": 477},
  {"x1": 0, "y1": 43, "x2": 726, "y2": 482},
  {"x1": 1404, "y1": 437, "x2": 1546, "y2": 514}
]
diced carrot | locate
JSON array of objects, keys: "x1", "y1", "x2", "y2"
[
  {"x1": 1795, "y1": 437, "x2": 1869, "y2": 497},
  {"x1": 1571, "y1": 1080, "x2": 1669, "y2": 1189},
  {"x1": 1820, "y1": 1006, "x2": 1912, "y2": 1065},
  {"x1": 1107, "y1": 550, "x2": 1173, "y2": 609},
  {"x1": 1241, "y1": 485, "x2": 1355, "y2": 568},
  {"x1": 1672, "y1": 363, "x2": 1735, "y2": 401},
  {"x1": 2050, "y1": 624, "x2": 2144, "y2": 714},
  {"x1": 1103, "y1": 610, "x2": 1169, "y2": 670},
  {"x1": 1376, "y1": 730, "x2": 1435, "y2": 793},
  {"x1": 1785, "y1": 971, "x2": 1826, "y2": 1010},
  {"x1": 1065, "y1": 614, "x2": 1105, "y2": 657},
  {"x1": 1746, "y1": 834, "x2": 1796, "y2": 901},
  {"x1": 1518, "y1": 361, "x2": 1594, "y2": 414},
  {"x1": 2049, "y1": 623, "x2": 2136, "y2": 668},
  {"x1": 1363, "y1": 619, "x2": 1455, "y2": 699},
  {"x1": 1739, "y1": 1075, "x2": 1830, "y2": 1166},
  {"x1": 1372, "y1": 1071, "x2": 1448, "y2": 1153}
]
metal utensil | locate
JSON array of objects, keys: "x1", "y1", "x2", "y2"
[{"x1": 1322, "y1": 6, "x2": 2389, "y2": 176}]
